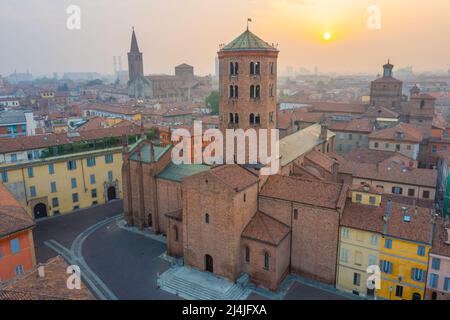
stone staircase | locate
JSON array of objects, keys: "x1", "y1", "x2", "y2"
[{"x1": 158, "y1": 267, "x2": 251, "y2": 300}]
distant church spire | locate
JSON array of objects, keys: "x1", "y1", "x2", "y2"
[
  {"x1": 128, "y1": 27, "x2": 144, "y2": 82},
  {"x1": 130, "y1": 27, "x2": 140, "y2": 53}
]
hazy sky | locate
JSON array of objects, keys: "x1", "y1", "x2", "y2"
[{"x1": 1, "y1": 0, "x2": 450, "y2": 76}]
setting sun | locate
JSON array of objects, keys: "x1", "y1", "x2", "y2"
[{"x1": 323, "y1": 32, "x2": 332, "y2": 41}]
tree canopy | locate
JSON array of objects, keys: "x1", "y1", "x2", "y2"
[{"x1": 205, "y1": 90, "x2": 219, "y2": 115}]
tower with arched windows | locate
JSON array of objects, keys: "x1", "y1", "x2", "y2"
[
  {"x1": 369, "y1": 60, "x2": 403, "y2": 112},
  {"x1": 218, "y1": 27, "x2": 278, "y2": 162}
]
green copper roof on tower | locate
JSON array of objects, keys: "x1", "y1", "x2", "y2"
[{"x1": 222, "y1": 29, "x2": 277, "y2": 52}]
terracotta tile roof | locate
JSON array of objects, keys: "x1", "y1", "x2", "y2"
[
  {"x1": 0, "y1": 256, "x2": 95, "y2": 300},
  {"x1": 76, "y1": 117, "x2": 110, "y2": 131},
  {"x1": 383, "y1": 201, "x2": 434, "y2": 244},
  {"x1": 310, "y1": 102, "x2": 367, "y2": 114},
  {"x1": 372, "y1": 76, "x2": 402, "y2": 83},
  {"x1": 369, "y1": 123, "x2": 423, "y2": 143},
  {"x1": 430, "y1": 217, "x2": 450, "y2": 256},
  {"x1": 342, "y1": 197, "x2": 434, "y2": 244},
  {"x1": 293, "y1": 112, "x2": 324, "y2": 123},
  {"x1": 260, "y1": 175, "x2": 347, "y2": 210},
  {"x1": 277, "y1": 110, "x2": 324, "y2": 129},
  {"x1": 0, "y1": 182, "x2": 35, "y2": 238},
  {"x1": 346, "y1": 148, "x2": 413, "y2": 165},
  {"x1": 277, "y1": 112, "x2": 293, "y2": 130},
  {"x1": 382, "y1": 194, "x2": 434, "y2": 209},
  {"x1": 210, "y1": 165, "x2": 259, "y2": 191},
  {"x1": 352, "y1": 183, "x2": 383, "y2": 195},
  {"x1": 83, "y1": 103, "x2": 140, "y2": 115},
  {"x1": 305, "y1": 150, "x2": 337, "y2": 173},
  {"x1": 292, "y1": 164, "x2": 324, "y2": 181},
  {"x1": 242, "y1": 212, "x2": 290, "y2": 245},
  {"x1": 327, "y1": 118, "x2": 373, "y2": 133},
  {"x1": 338, "y1": 161, "x2": 437, "y2": 188},
  {"x1": 0, "y1": 124, "x2": 141, "y2": 154},
  {"x1": 341, "y1": 200, "x2": 386, "y2": 233},
  {"x1": 364, "y1": 106, "x2": 399, "y2": 119}
]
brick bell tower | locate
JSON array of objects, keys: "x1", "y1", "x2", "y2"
[
  {"x1": 218, "y1": 26, "x2": 278, "y2": 163},
  {"x1": 128, "y1": 27, "x2": 144, "y2": 82}
]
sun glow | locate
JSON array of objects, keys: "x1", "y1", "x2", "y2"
[{"x1": 323, "y1": 32, "x2": 332, "y2": 41}]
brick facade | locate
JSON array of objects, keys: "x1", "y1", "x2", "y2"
[{"x1": 182, "y1": 168, "x2": 259, "y2": 281}]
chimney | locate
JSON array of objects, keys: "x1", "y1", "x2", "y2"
[{"x1": 38, "y1": 266, "x2": 45, "y2": 278}]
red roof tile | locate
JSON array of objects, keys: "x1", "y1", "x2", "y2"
[
  {"x1": 369, "y1": 123, "x2": 423, "y2": 143},
  {"x1": 0, "y1": 182, "x2": 34, "y2": 238},
  {"x1": 242, "y1": 212, "x2": 290, "y2": 245},
  {"x1": 0, "y1": 256, "x2": 95, "y2": 300},
  {"x1": 260, "y1": 175, "x2": 347, "y2": 210}
]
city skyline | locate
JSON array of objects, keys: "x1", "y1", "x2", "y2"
[{"x1": 1, "y1": 0, "x2": 450, "y2": 77}]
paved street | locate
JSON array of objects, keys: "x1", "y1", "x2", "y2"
[
  {"x1": 33, "y1": 200, "x2": 123, "y2": 263},
  {"x1": 82, "y1": 219, "x2": 180, "y2": 299},
  {"x1": 33, "y1": 201, "x2": 351, "y2": 300}
]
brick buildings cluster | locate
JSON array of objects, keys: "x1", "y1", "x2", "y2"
[{"x1": 121, "y1": 29, "x2": 449, "y2": 298}]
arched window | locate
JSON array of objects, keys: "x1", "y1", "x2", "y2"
[
  {"x1": 249, "y1": 113, "x2": 255, "y2": 125},
  {"x1": 250, "y1": 62, "x2": 255, "y2": 75},
  {"x1": 235, "y1": 113, "x2": 239, "y2": 124},
  {"x1": 269, "y1": 62, "x2": 274, "y2": 75},
  {"x1": 235, "y1": 62, "x2": 239, "y2": 75},
  {"x1": 250, "y1": 85, "x2": 255, "y2": 99},
  {"x1": 230, "y1": 62, "x2": 235, "y2": 75},
  {"x1": 174, "y1": 225, "x2": 179, "y2": 242},
  {"x1": 255, "y1": 114, "x2": 260, "y2": 125},
  {"x1": 255, "y1": 85, "x2": 261, "y2": 99},
  {"x1": 269, "y1": 84, "x2": 274, "y2": 97},
  {"x1": 264, "y1": 251, "x2": 270, "y2": 270},
  {"x1": 245, "y1": 246, "x2": 250, "y2": 263},
  {"x1": 420, "y1": 100, "x2": 425, "y2": 109},
  {"x1": 234, "y1": 85, "x2": 239, "y2": 98},
  {"x1": 229, "y1": 85, "x2": 234, "y2": 98},
  {"x1": 255, "y1": 62, "x2": 260, "y2": 75},
  {"x1": 229, "y1": 113, "x2": 234, "y2": 124},
  {"x1": 205, "y1": 213, "x2": 210, "y2": 224}
]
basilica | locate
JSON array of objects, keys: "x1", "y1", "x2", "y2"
[{"x1": 122, "y1": 28, "x2": 344, "y2": 290}]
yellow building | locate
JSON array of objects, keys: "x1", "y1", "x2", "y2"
[
  {"x1": 377, "y1": 202, "x2": 435, "y2": 300},
  {"x1": 338, "y1": 184, "x2": 437, "y2": 300},
  {"x1": 337, "y1": 185, "x2": 385, "y2": 298},
  {"x1": 0, "y1": 125, "x2": 143, "y2": 219},
  {"x1": 0, "y1": 147, "x2": 123, "y2": 219}
]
